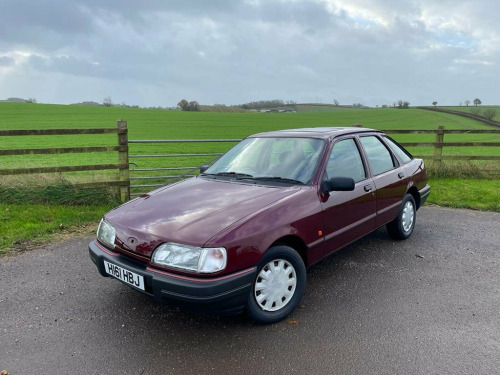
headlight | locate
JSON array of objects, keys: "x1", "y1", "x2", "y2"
[
  {"x1": 97, "y1": 219, "x2": 115, "y2": 249},
  {"x1": 152, "y1": 243, "x2": 227, "y2": 273}
]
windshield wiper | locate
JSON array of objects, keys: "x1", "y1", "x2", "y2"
[
  {"x1": 201, "y1": 171, "x2": 254, "y2": 178},
  {"x1": 238, "y1": 176, "x2": 304, "y2": 185}
]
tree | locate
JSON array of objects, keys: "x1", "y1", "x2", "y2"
[
  {"x1": 188, "y1": 101, "x2": 199, "y2": 111},
  {"x1": 395, "y1": 100, "x2": 409, "y2": 109},
  {"x1": 464, "y1": 100, "x2": 471, "y2": 107},
  {"x1": 236, "y1": 99, "x2": 285, "y2": 110},
  {"x1": 333, "y1": 99, "x2": 339, "y2": 106},
  {"x1": 473, "y1": 98, "x2": 481, "y2": 106},
  {"x1": 103, "y1": 97, "x2": 113, "y2": 107},
  {"x1": 177, "y1": 99, "x2": 189, "y2": 111},
  {"x1": 432, "y1": 101, "x2": 437, "y2": 107}
]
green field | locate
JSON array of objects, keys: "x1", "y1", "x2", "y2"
[
  {"x1": 1, "y1": 102, "x2": 498, "y2": 154},
  {"x1": 1, "y1": 102, "x2": 499, "y2": 253},
  {"x1": 441, "y1": 105, "x2": 500, "y2": 122},
  {"x1": 1, "y1": 102, "x2": 498, "y2": 189}
]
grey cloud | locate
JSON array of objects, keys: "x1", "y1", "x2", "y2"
[
  {"x1": 0, "y1": 0, "x2": 498, "y2": 106},
  {"x1": 0, "y1": 56, "x2": 14, "y2": 66},
  {"x1": 0, "y1": 0, "x2": 93, "y2": 50}
]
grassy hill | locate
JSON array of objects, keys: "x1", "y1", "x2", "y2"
[
  {"x1": 440, "y1": 106, "x2": 500, "y2": 122},
  {"x1": 1, "y1": 102, "x2": 494, "y2": 134},
  {"x1": 295, "y1": 104, "x2": 355, "y2": 112}
]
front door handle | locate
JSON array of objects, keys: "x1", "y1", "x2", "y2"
[
  {"x1": 398, "y1": 172, "x2": 405, "y2": 179},
  {"x1": 364, "y1": 184, "x2": 373, "y2": 192}
]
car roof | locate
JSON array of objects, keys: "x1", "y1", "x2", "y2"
[{"x1": 249, "y1": 127, "x2": 379, "y2": 139}]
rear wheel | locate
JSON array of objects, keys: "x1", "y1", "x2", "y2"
[
  {"x1": 386, "y1": 194, "x2": 416, "y2": 240},
  {"x1": 247, "y1": 245, "x2": 306, "y2": 324}
]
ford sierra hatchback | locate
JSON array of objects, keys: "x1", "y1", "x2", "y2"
[{"x1": 89, "y1": 127, "x2": 430, "y2": 324}]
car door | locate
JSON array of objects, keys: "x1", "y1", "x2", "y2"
[
  {"x1": 358, "y1": 135, "x2": 408, "y2": 227},
  {"x1": 320, "y1": 137, "x2": 376, "y2": 256}
]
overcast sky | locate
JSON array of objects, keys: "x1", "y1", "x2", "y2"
[{"x1": 0, "y1": 0, "x2": 498, "y2": 107}]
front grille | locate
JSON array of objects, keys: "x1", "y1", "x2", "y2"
[{"x1": 115, "y1": 246, "x2": 150, "y2": 263}]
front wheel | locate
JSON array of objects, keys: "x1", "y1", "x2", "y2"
[
  {"x1": 247, "y1": 245, "x2": 306, "y2": 324},
  {"x1": 386, "y1": 194, "x2": 416, "y2": 240}
]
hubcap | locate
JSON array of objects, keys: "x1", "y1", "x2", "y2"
[
  {"x1": 402, "y1": 201, "x2": 415, "y2": 232},
  {"x1": 254, "y1": 259, "x2": 297, "y2": 312}
]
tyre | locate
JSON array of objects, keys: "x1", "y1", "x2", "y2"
[
  {"x1": 247, "y1": 245, "x2": 306, "y2": 324},
  {"x1": 386, "y1": 194, "x2": 416, "y2": 240}
]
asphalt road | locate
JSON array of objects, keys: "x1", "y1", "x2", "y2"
[{"x1": 1, "y1": 206, "x2": 499, "y2": 375}]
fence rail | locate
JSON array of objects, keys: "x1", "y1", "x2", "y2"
[
  {"x1": 0, "y1": 121, "x2": 130, "y2": 201},
  {"x1": 0, "y1": 146, "x2": 125, "y2": 156},
  {"x1": 0, "y1": 128, "x2": 121, "y2": 136},
  {"x1": 128, "y1": 139, "x2": 241, "y2": 196}
]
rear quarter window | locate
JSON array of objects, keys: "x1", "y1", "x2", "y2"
[
  {"x1": 383, "y1": 136, "x2": 413, "y2": 164},
  {"x1": 359, "y1": 136, "x2": 396, "y2": 175}
]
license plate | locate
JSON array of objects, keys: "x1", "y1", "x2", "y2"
[{"x1": 103, "y1": 260, "x2": 145, "y2": 291}]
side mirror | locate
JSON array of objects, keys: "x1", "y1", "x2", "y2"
[
  {"x1": 321, "y1": 177, "x2": 355, "y2": 193},
  {"x1": 200, "y1": 164, "x2": 209, "y2": 173}
]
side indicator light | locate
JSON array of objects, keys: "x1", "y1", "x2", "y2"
[{"x1": 318, "y1": 230, "x2": 323, "y2": 237}]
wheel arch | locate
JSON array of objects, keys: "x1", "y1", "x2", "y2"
[
  {"x1": 407, "y1": 185, "x2": 420, "y2": 209},
  {"x1": 270, "y1": 235, "x2": 308, "y2": 266}
]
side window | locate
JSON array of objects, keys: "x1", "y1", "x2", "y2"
[
  {"x1": 383, "y1": 136, "x2": 413, "y2": 164},
  {"x1": 360, "y1": 136, "x2": 396, "y2": 175},
  {"x1": 325, "y1": 138, "x2": 366, "y2": 183}
]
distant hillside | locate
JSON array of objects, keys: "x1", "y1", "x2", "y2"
[
  {"x1": 295, "y1": 103, "x2": 355, "y2": 113},
  {"x1": 73, "y1": 101, "x2": 102, "y2": 107},
  {"x1": 199, "y1": 105, "x2": 247, "y2": 113},
  {"x1": 440, "y1": 106, "x2": 500, "y2": 122},
  {"x1": 1, "y1": 97, "x2": 28, "y2": 103},
  {"x1": 418, "y1": 106, "x2": 500, "y2": 127}
]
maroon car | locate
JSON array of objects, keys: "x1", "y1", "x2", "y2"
[{"x1": 89, "y1": 127, "x2": 429, "y2": 323}]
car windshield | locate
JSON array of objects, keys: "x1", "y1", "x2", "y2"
[{"x1": 203, "y1": 137, "x2": 326, "y2": 185}]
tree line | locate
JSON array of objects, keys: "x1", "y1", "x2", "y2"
[{"x1": 236, "y1": 99, "x2": 296, "y2": 110}]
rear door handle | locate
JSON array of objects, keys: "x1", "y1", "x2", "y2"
[
  {"x1": 364, "y1": 184, "x2": 373, "y2": 192},
  {"x1": 398, "y1": 172, "x2": 405, "y2": 179}
]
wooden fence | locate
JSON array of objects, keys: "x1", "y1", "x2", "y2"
[
  {"x1": 0, "y1": 120, "x2": 130, "y2": 201},
  {"x1": 384, "y1": 126, "x2": 500, "y2": 172},
  {"x1": 1, "y1": 123, "x2": 499, "y2": 201}
]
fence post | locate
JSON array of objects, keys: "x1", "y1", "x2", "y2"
[
  {"x1": 434, "y1": 126, "x2": 445, "y2": 168},
  {"x1": 117, "y1": 120, "x2": 130, "y2": 201}
]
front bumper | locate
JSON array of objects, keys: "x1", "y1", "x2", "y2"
[
  {"x1": 418, "y1": 184, "x2": 431, "y2": 208},
  {"x1": 89, "y1": 241, "x2": 256, "y2": 315}
]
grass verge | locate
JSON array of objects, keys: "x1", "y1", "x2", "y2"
[
  {"x1": 0, "y1": 181, "x2": 120, "y2": 255},
  {"x1": 0, "y1": 203, "x2": 114, "y2": 255},
  {"x1": 0, "y1": 183, "x2": 120, "y2": 205},
  {"x1": 427, "y1": 178, "x2": 500, "y2": 212}
]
